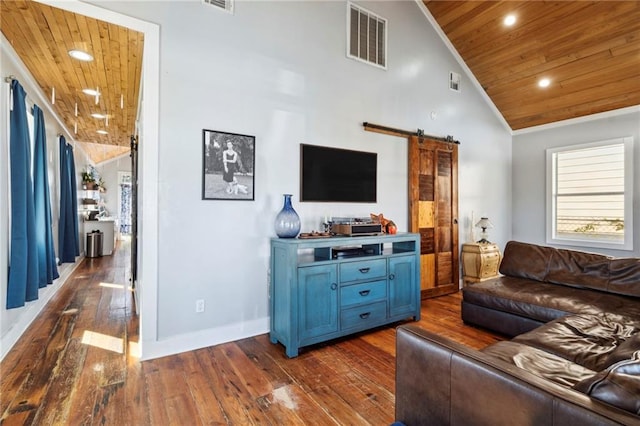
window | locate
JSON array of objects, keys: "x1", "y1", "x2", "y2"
[
  {"x1": 347, "y1": 2, "x2": 387, "y2": 69},
  {"x1": 546, "y1": 137, "x2": 633, "y2": 250}
]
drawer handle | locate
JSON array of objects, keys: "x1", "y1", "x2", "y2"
[
  {"x1": 359, "y1": 267, "x2": 370, "y2": 274},
  {"x1": 359, "y1": 312, "x2": 371, "y2": 319},
  {"x1": 330, "y1": 283, "x2": 337, "y2": 290},
  {"x1": 389, "y1": 273, "x2": 395, "y2": 280},
  {"x1": 359, "y1": 290, "x2": 371, "y2": 296}
]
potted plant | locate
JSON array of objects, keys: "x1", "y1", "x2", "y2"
[{"x1": 82, "y1": 170, "x2": 96, "y2": 190}]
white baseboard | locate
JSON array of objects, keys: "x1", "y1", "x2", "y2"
[{"x1": 140, "y1": 317, "x2": 270, "y2": 361}]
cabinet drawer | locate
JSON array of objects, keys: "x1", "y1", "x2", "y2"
[
  {"x1": 341, "y1": 280, "x2": 386, "y2": 307},
  {"x1": 340, "y1": 259, "x2": 387, "y2": 283},
  {"x1": 341, "y1": 301, "x2": 387, "y2": 330}
]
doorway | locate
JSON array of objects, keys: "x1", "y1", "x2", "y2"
[{"x1": 29, "y1": 0, "x2": 160, "y2": 359}]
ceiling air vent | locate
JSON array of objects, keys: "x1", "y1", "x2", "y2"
[
  {"x1": 203, "y1": 0, "x2": 234, "y2": 14},
  {"x1": 347, "y1": 2, "x2": 387, "y2": 69},
  {"x1": 449, "y1": 71, "x2": 461, "y2": 92}
]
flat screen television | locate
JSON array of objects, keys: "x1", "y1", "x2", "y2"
[{"x1": 300, "y1": 144, "x2": 377, "y2": 202}]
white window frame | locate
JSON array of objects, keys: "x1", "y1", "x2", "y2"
[
  {"x1": 346, "y1": 2, "x2": 388, "y2": 70},
  {"x1": 546, "y1": 137, "x2": 634, "y2": 251}
]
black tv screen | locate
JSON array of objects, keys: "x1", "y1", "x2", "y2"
[{"x1": 300, "y1": 144, "x2": 377, "y2": 202}]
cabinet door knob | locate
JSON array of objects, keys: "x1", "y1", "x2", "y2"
[
  {"x1": 330, "y1": 283, "x2": 337, "y2": 290},
  {"x1": 359, "y1": 290, "x2": 370, "y2": 296},
  {"x1": 359, "y1": 267, "x2": 370, "y2": 273},
  {"x1": 389, "y1": 273, "x2": 395, "y2": 280},
  {"x1": 359, "y1": 312, "x2": 371, "y2": 319}
]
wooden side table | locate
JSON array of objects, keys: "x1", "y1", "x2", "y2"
[{"x1": 461, "y1": 242, "x2": 502, "y2": 286}]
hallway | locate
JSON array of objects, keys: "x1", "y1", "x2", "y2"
[{"x1": 0, "y1": 240, "x2": 141, "y2": 424}]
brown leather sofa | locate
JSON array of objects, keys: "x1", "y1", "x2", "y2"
[{"x1": 395, "y1": 241, "x2": 640, "y2": 425}]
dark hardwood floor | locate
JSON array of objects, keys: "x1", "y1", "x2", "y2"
[{"x1": 1, "y1": 240, "x2": 503, "y2": 425}]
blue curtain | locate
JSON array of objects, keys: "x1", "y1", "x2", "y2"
[
  {"x1": 58, "y1": 136, "x2": 79, "y2": 263},
  {"x1": 7, "y1": 80, "x2": 39, "y2": 308},
  {"x1": 33, "y1": 105, "x2": 59, "y2": 286}
]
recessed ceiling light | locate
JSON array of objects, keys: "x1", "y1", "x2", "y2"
[
  {"x1": 68, "y1": 49, "x2": 94, "y2": 62},
  {"x1": 91, "y1": 113, "x2": 106, "y2": 119},
  {"x1": 538, "y1": 78, "x2": 551, "y2": 88},
  {"x1": 504, "y1": 15, "x2": 516, "y2": 26},
  {"x1": 83, "y1": 88, "x2": 100, "y2": 96},
  {"x1": 97, "y1": 130, "x2": 108, "y2": 135}
]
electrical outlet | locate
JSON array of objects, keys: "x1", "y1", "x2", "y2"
[{"x1": 195, "y1": 299, "x2": 205, "y2": 313}]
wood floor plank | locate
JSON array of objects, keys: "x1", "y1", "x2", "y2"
[
  {"x1": 234, "y1": 337, "x2": 294, "y2": 390},
  {"x1": 1, "y1": 308, "x2": 77, "y2": 424},
  {"x1": 219, "y1": 343, "x2": 274, "y2": 399},
  {"x1": 306, "y1": 384, "x2": 370, "y2": 425},
  {"x1": 1, "y1": 238, "x2": 506, "y2": 425},
  {"x1": 207, "y1": 345, "x2": 273, "y2": 424},
  {"x1": 254, "y1": 383, "x2": 313, "y2": 425},
  {"x1": 185, "y1": 378, "x2": 228, "y2": 425},
  {"x1": 29, "y1": 337, "x2": 87, "y2": 425},
  {"x1": 0, "y1": 337, "x2": 47, "y2": 412},
  {"x1": 92, "y1": 382, "x2": 126, "y2": 426},
  {"x1": 142, "y1": 364, "x2": 172, "y2": 425},
  {"x1": 272, "y1": 383, "x2": 343, "y2": 425}
]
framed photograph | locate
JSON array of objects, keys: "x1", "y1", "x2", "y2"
[{"x1": 202, "y1": 129, "x2": 255, "y2": 201}]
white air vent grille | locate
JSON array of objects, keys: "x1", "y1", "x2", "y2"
[
  {"x1": 449, "y1": 71, "x2": 461, "y2": 92},
  {"x1": 203, "y1": 0, "x2": 233, "y2": 14},
  {"x1": 347, "y1": 3, "x2": 387, "y2": 69}
]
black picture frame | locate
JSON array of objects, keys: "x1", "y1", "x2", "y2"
[{"x1": 202, "y1": 129, "x2": 255, "y2": 201}]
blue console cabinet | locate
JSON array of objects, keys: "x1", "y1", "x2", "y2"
[{"x1": 269, "y1": 233, "x2": 421, "y2": 357}]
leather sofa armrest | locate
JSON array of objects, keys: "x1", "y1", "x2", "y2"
[{"x1": 395, "y1": 325, "x2": 638, "y2": 426}]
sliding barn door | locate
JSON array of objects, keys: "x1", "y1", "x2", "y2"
[{"x1": 408, "y1": 136, "x2": 459, "y2": 299}]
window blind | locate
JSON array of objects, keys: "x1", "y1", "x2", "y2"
[{"x1": 554, "y1": 143, "x2": 625, "y2": 242}]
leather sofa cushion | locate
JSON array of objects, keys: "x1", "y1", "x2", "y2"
[
  {"x1": 546, "y1": 248, "x2": 610, "y2": 292},
  {"x1": 574, "y1": 352, "x2": 640, "y2": 415},
  {"x1": 499, "y1": 241, "x2": 554, "y2": 281},
  {"x1": 463, "y1": 277, "x2": 640, "y2": 324},
  {"x1": 482, "y1": 340, "x2": 596, "y2": 387},
  {"x1": 608, "y1": 258, "x2": 640, "y2": 297},
  {"x1": 604, "y1": 334, "x2": 640, "y2": 368},
  {"x1": 498, "y1": 240, "x2": 640, "y2": 298},
  {"x1": 512, "y1": 314, "x2": 640, "y2": 371}
]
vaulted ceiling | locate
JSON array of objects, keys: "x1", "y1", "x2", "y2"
[
  {"x1": 423, "y1": 1, "x2": 640, "y2": 130},
  {"x1": 1, "y1": 0, "x2": 639, "y2": 166},
  {"x1": 1, "y1": 0, "x2": 142, "y2": 164}
]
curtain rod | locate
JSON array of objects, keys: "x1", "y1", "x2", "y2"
[{"x1": 7, "y1": 75, "x2": 74, "y2": 147}]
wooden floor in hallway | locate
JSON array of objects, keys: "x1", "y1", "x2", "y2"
[{"x1": 1, "y1": 239, "x2": 503, "y2": 425}]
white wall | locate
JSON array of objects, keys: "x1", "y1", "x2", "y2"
[
  {"x1": 0, "y1": 36, "x2": 90, "y2": 359},
  {"x1": 84, "y1": 0, "x2": 511, "y2": 358},
  {"x1": 512, "y1": 109, "x2": 640, "y2": 257},
  {"x1": 95, "y1": 155, "x2": 132, "y2": 219}
]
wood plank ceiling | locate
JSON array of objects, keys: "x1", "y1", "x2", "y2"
[
  {"x1": 423, "y1": 1, "x2": 640, "y2": 130},
  {"x1": 2, "y1": 1, "x2": 638, "y2": 153},
  {"x1": 1, "y1": 0, "x2": 143, "y2": 164}
]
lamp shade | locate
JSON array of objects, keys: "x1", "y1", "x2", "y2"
[{"x1": 475, "y1": 217, "x2": 493, "y2": 230}]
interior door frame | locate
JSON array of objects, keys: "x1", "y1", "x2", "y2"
[{"x1": 38, "y1": 0, "x2": 160, "y2": 359}]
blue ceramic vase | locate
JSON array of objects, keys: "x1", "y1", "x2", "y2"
[{"x1": 274, "y1": 194, "x2": 301, "y2": 238}]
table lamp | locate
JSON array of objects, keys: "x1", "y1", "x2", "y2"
[{"x1": 475, "y1": 217, "x2": 493, "y2": 244}]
